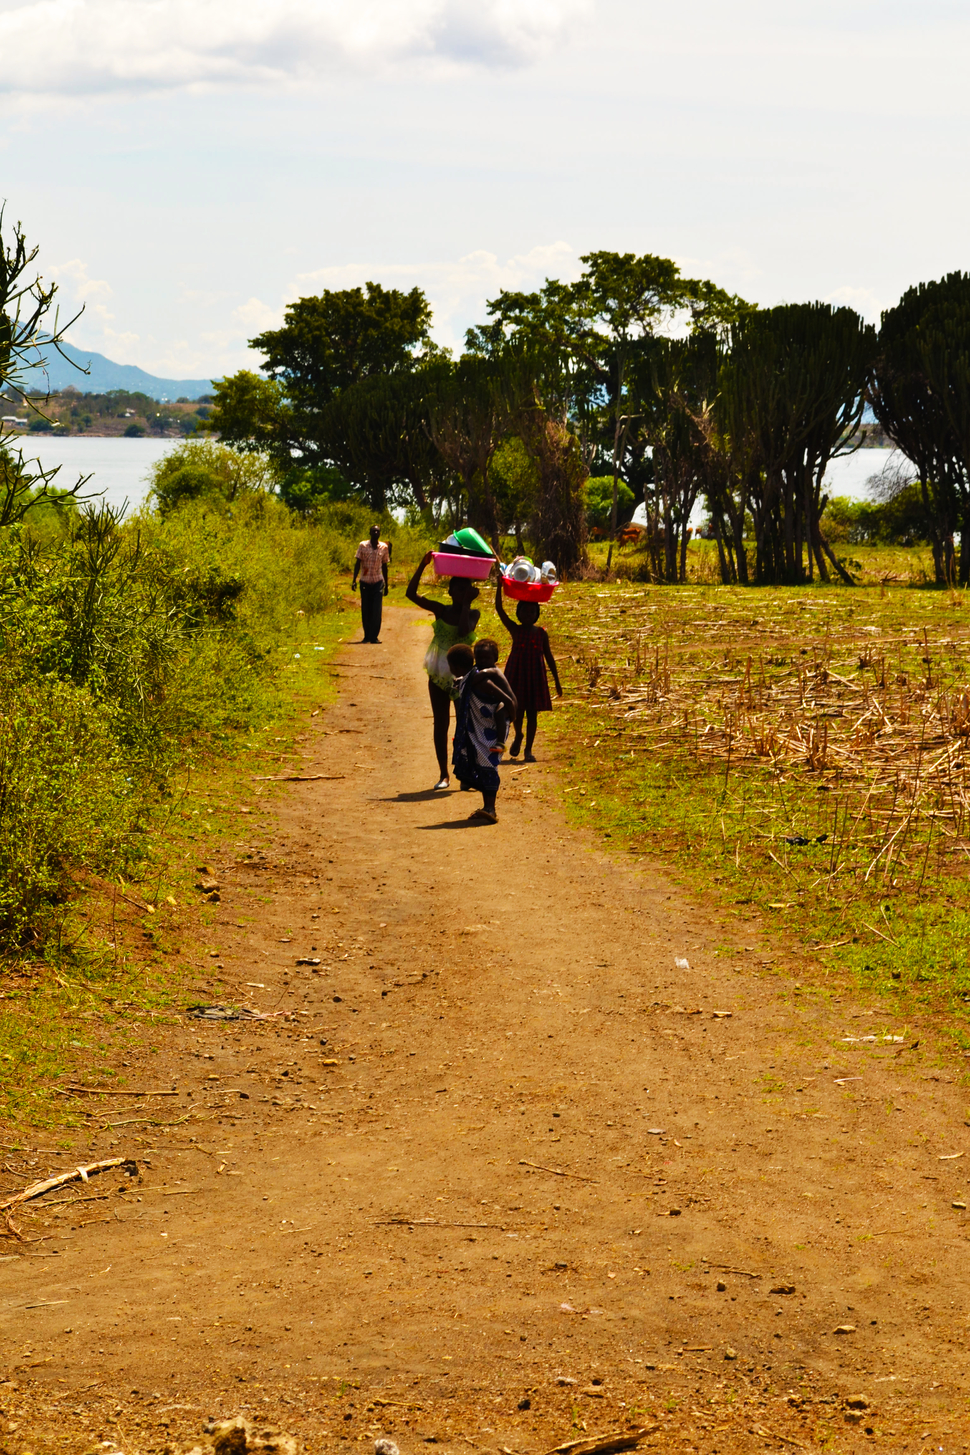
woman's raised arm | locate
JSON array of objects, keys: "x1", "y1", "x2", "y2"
[{"x1": 406, "y1": 552, "x2": 442, "y2": 614}]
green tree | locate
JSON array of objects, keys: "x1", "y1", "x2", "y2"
[
  {"x1": 252, "y1": 283, "x2": 433, "y2": 471},
  {"x1": 424, "y1": 355, "x2": 519, "y2": 548},
  {"x1": 277, "y1": 463, "x2": 357, "y2": 514},
  {"x1": 207, "y1": 370, "x2": 288, "y2": 456},
  {"x1": 491, "y1": 436, "x2": 539, "y2": 551},
  {"x1": 577, "y1": 251, "x2": 731, "y2": 544},
  {"x1": 869, "y1": 275, "x2": 967, "y2": 582},
  {"x1": 908, "y1": 276, "x2": 970, "y2": 583},
  {"x1": 148, "y1": 440, "x2": 277, "y2": 515},
  {"x1": 209, "y1": 285, "x2": 438, "y2": 509},
  {"x1": 629, "y1": 332, "x2": 724, "y2": 583},
  {"x1": 320, "y1": 367, "x2": 448, "y2": 515},
  {"x1": 472, "y1": 252, "x2": 749, "y2": 569},
  {"x1": 584, "y1": 474, "x2": 634, "y2": 531},
  {"x1": 254, "y1": 283, "x2": 432, "y2": 398},
  {"x1": 716, "y1": 303, "x2": 875, "y2": 584},
  {"x1": 514, "y1": 382, "x2": 590, "y2": 573}
]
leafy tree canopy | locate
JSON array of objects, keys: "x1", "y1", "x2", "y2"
[
  {"x1": 207, "y1": 370, "x2": 287, "y2": 455},
  {"x1": 253, "y1": 282, "x2": 434, "y2": 410},
  {"x1": 209, "y1": 285, "x2": 440, "y2": 497},
  {"x1": 277, "y1": 462, "x2": 358, "y2": 515}
]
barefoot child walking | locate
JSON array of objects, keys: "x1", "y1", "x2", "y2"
[
  {"x1": 446, "y1": 640, "x2": 517, "y2": 824},
  {"x1": 494, "y1": 582, "x2": 562, "y2": 761}
]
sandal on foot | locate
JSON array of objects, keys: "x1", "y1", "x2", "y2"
[
  {"x1": 468, "y1": 808, "x2": 498, "y2": 823},
  {"x1": 433, "y1": 776, "x2": 450, "y2": 790},
  {"x1": 524, "y1": 752, "x2": 537, "y2": 762}
]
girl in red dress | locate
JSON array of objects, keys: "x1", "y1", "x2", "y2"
[{"x1": 495, "y1": 582, "x2": 562, "y2": 761}]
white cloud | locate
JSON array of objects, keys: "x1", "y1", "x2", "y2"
[
  {"x1": 0, "y1": 0, "x2": 590, "y2": 96},
  {"x1": 43, "y1": 257, "x2": 154, "y2": 364},
  {"x1": 106, "y1": 243, "x2": 579, "y2": 375},
  {"x1": 293, "y1": 242, "x2": 579, "y2": 351},
  {"x1": 231, "y1": 297, "x2": 285, "y2": 336},
  {"x1": 98, "y1": 326, "x2": 142, "y2": 356},
  {"x1": 44, "y1": 257, "x2": 133, "y2": 355},
  {"x1": 47, "y1": 257, "x2": 112, "y2": 303},
  {"x1": 825, "y1": 285, "x2": 885, "y2": 324}
]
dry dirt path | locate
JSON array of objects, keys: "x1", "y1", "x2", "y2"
[{"x1": 3, "y1": 603, "x2": 970, "y2": 1454}]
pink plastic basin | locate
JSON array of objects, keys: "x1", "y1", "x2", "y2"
[
  {"x1": 501, "y1": 577, "x2": 557, "y2": 603},
  {"x1": 432, "y1": 551, "x2": 494, "y2": 579}
]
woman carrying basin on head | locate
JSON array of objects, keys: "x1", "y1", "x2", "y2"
[{"x1": 406, "y1": 551, "x2": 481, "y2": 791}]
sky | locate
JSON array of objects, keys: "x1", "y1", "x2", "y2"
[{"x1": 3, "y1": 0, "x2": 969, "y2": 382}]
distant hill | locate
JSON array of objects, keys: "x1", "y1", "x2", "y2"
[{"x1": 20, "y1": 341, "x2": 214, "y2": 402}]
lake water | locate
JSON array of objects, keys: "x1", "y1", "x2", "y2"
[
  {"x1": 14, "y1": 435, "x2": 178, "y2": 515},
  {"x1": 822, "y1": 446, "x2": 908, "y2": 500}
]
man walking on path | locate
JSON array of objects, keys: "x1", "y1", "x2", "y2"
[{"x1": 352, "y1": 525, "x2": 391, "y2": 643}]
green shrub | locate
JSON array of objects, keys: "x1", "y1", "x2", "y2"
[
  {"x1": 822, "y1": 487, "x2": 931, "y2": 546},
  {"x1": 0, "y1": 673, "x2": 137, "y2": 944},
  {"x1": 0, "y1": 477, "x2": 436, "y2": 951},
  {"x1": 148, "y1": 439, "x2": 276, "y2": 514},
  {"x1": 278, "y1": 462, "x2": 357, "y2": 512},
  {"x1": 584, "y1": 474, "x2": 635, "y2": 530},
  {"x1": 0, "y1": 493, "x2": 344, "y2": 949}
]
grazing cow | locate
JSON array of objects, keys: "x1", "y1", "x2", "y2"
[{"x1": 617, "y1": 523, "x2": 646, "y2": 547}]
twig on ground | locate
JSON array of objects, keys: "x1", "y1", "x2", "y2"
[
  {"x1": 57, "y1": 1086, "x2": 178, "y2": 1097},
  {"x1": 102, "y1": 1114, "x2": 193, "y2": 1130},
  {"x1": 3, "y1": 1211, "x2": 27, "y2": 1241},
  {"x1": 751, "y1": 1427, "x2": 806, "y2": 1449},
  {"x1": 545, "y1": 1426, "x2": 658, "y2": 1455},
  {"x1": 375, "y1": 1218, "x2": 507, "y2": 1229},
  {"x1": 0, "y1": 1158, "x2": 131, "y2": 1213},
  {"x1": 519, "y1": 1159, "x2": 598, "y2": 1183},
  {"x1": 42, "y1": 1193, "x2": 112, "y2": 1209},
  {"x1": 251, "y1": 774, "x2": 346, "y2": 782}
]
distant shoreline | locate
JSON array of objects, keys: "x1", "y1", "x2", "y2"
[{"x1": 4, "y1": 429, "x2": 186, "y2": 440}]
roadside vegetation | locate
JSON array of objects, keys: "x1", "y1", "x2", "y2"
[
  {"x1": 2, "y1": 448, "x2": 431, "y2": 926},
  {"x1": 1, "y1": 410, "x2": 429, "y2": 1121},
  {"x1": 0, "y1": 481, "x2": 431, "y2": 1121}
]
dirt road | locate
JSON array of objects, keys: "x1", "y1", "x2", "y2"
[{"x1": 2, "y1": 603, "x2": 970, "y2": 1453}]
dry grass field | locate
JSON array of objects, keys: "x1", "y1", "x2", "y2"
[{"x1": 538, "y1": 550, "x2": 970, "y2": 1040}]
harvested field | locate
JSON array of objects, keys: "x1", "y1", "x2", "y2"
[{"x1": 545, "y1": 581, "x2": 970, "y2": 1019}]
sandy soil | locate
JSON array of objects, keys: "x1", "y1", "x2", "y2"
[{"x1": 2, "y1": 602, "x2": 970, "y2": 1454}]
